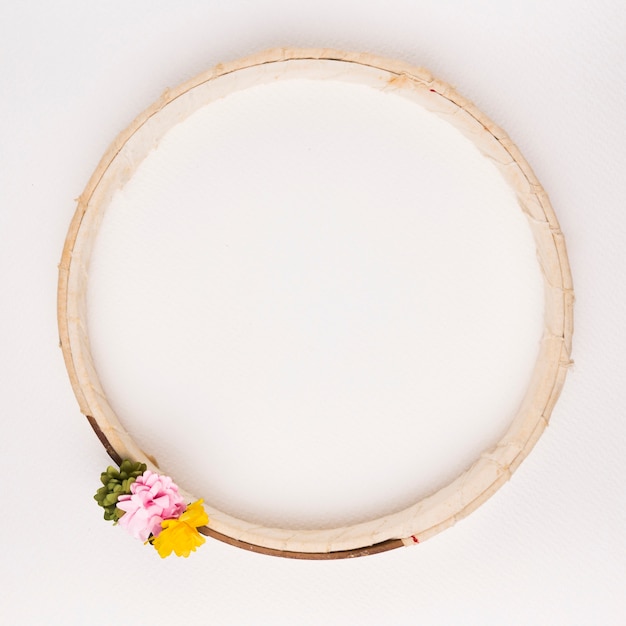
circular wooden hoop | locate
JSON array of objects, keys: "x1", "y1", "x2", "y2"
[{"x1": 58, "y1": 48, "x2": 573, "y2": 559}]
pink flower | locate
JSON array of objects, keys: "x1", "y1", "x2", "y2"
[{"x1": 116, "y1": 471, "x2": 186, "y2": 541}]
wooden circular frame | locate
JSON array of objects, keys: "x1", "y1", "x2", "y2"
[{"x1": 58, "y1": 48, "x2": 573, "y2": 559}]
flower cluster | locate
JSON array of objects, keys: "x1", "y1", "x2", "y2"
[{"x1": 94, "y1": 461, "x2": 208, "y2": 558}]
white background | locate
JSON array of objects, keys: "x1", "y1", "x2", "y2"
[
  {"x1": 87, "y1": 71, "x2": 546, "y2": 532},
  {"x1": 1, "y1": 1, "x2": 625, "y2": 624}
]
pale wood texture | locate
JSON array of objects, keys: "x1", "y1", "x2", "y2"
[{"x1": 58, "y1": 48, "x2": 573, "y2": 558}]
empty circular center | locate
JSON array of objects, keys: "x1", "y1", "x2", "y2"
[{"x1": 87, "y1": 78, "x2": 544, "y2": 529}]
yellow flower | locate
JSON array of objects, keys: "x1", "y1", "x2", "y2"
[{"x1": 152, "y1": 500, "x2": 209, "y2": 558}]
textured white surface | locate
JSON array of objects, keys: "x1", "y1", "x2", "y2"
[
  {"x1": 1, "y1": 1, "x2": 625, "y2": 624},
  {"x1": 87, "y1": 73, "x2": 543, "y2": 532}
]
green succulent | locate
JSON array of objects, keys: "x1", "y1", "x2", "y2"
[{"x1": 94, "y1": 459, "x2": 147, "y2": 522}]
